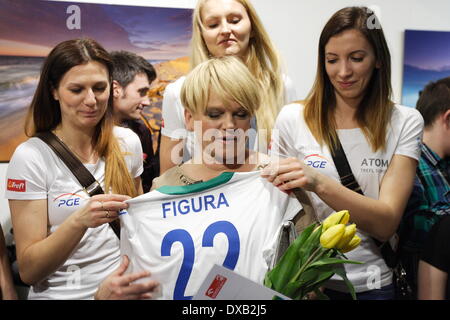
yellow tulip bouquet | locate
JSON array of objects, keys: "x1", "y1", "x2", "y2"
[{"x1": 264, "y1": 210, "x2": 362, "y2": 300}]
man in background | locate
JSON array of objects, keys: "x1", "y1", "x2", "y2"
[
  {"x1": 399, "y1": 76, "x2": 450, "y2": 298},
  {"x1": 111, "y1": 51, "x2": 160, "y2": 192}
]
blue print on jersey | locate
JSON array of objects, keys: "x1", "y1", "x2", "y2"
[{"x1": 161, "y1": 192, "x2": 230, "y2": 218}]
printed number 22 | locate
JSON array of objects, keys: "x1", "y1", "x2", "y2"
[{"x1": 161, "y1": 221, "x2": 240, "y2": 300}]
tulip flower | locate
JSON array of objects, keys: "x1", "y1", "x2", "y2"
[
  {"x1": 320, "y1": 224, "x2": 345, "y2": 249},
  {"x1": 265, "y1": 210, "x2": 362, "y2": 300},
  {"x1": 322, "y1": 210, "x2": 350, "y2": 231},
  {"x1": 341, "y1": 235, "x2": 361, "y2": 253},
  {"x1": 336, "y1": 224, "x2": 357, "y2": 250}
]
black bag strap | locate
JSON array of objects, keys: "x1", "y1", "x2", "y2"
[
  {"x1": 330, "y1": 138, "x2": 364, "y2": 195},
  {"x1": 35, "y1": 132, "x2": 120, "y2": 238},
  {"x1": 329, "y1": 137, "x2": 389, "y2": 250}
]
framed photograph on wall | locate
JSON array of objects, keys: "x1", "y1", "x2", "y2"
[
  {"x1": 0, "y1": 0, "x2": 192, "y2": 162},
  {"x1": 402, "y1": 29, "x2": 450, "y2": 108}
]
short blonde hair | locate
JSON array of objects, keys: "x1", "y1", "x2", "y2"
[
  {"x1": 190, "y1": 0, "x2": 285, "y2": 144},
  {"x1": 181, "y1": 56, "x2": 261, "y2": 116}
]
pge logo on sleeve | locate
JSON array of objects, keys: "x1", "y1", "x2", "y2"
[{"x1": 7, "y1": 179, "x2": 26, "y2": 192}]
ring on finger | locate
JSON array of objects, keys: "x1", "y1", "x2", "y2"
[{"x1": 105, "y1": 210, "x2": 110, "y2": 218}]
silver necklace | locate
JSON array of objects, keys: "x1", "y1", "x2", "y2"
[{"x1": 53, "y1": 130, "x2": 97, "y2": 163}]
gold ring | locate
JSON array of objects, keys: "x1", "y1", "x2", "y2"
[{"x1": 105, "y1": 210, "x2": 110, "y2": 218}]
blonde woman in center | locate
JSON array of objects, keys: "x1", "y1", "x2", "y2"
[
  {"x1": 139, "y1": 56, "x2": 302, "y2": 300},
  {"x1": 160, "y1": 0, "x2": 297, "y2": 173},
  {"x1": 154, "y1": 55, "x2": 270, "y2": 187}
]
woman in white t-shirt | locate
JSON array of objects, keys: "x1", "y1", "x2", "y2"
[
  {"x1": 264, "y1": 7, "x2": 424, "y2": 299},
  {"x1": 5, "y1": 39, "x2": 159, "y2": 300},
  {"x1": 160, "y1": 0, "x2": 297, "y2": 173}
]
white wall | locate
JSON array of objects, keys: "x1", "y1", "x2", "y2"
[
  {"x1": 252, "y1": 0, "x2": 450, "y2": 102},
  {"x1": 48, "y1": 0, "x2": 195, "y2": 8},
  {"x1": 2, "y1": 0, "x2": 450, "y2": 235}
]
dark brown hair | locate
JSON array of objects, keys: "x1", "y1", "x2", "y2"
[
  {"x1": 110, "y1": 50, "x2": 156, "y2": 88},
  {"x1": 25, "y1": 38, "x2": 136, "y2": 196},
  {"x1": 25, "y1": 38, "x2": 113, "y2": 137},
  {"x1": 416, "y1": 77, "x2": 450, "y2": 127},
  {"x1": 304, "y1": 6, "x2": 393, "y2": 152}
]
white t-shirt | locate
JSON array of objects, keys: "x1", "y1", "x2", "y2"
[
  {"x1": 120, "y1": 171, "x2": 301, "y2": 300},
  {"x1": 161, "y1": 74, "x2": 298, "y2": 160},
  {"x1": 270, "y1": 103, "x2": 424, "y2": 292},
  {"x1": 5, "y1": 126, "x2": 143, "y2": 300}
]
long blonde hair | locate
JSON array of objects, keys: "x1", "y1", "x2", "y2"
[
  {"x1": 25, "y1": 38, "x2": 137, "y2": 197},
  {"x1": 304, "y1": 7, "x2": 393, "y2": 152},
  {"x1": 190, "y1": 0, "x2": 285, "y2": 145}
]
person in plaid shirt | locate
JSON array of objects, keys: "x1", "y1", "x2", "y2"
[{"x1": 400, "y1": 76, "x2": 450, "y2": 298}]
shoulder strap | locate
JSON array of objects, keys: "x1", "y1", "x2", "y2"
[
  {"x1": 329, "y1": 136, "x2": 399, "y2": 259},
  {"x1": 35, "y1": 132, "x2": 104, "y2": 196},
  {"x1": 35, "y1": 132, "x2": 120, "y2": 238},
  {"x1": 330, "y1": 138, "x2": 363, "y2": 195}
]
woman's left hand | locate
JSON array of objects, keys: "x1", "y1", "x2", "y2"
[{"x1": 261, "y1": 157, "x2": 321, "y2": 192}]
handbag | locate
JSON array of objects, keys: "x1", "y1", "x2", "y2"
[
  {"x1": 330, "y1": 137, "x2": 413, "y2": 299},
  {"x1": 35, "y1": 132, "x2": 120, "y2": 238},
  {"x1": 270, "y1": 187, "x2": 319, "y2": 270}
]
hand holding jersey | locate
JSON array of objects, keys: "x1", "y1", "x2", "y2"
[
  {"x1": 118, "y1": 57, "x2": 305, "y2": 300},
  {"x1": 265, "y1": 7, "x2": 424, "y2": 298},
  {"x1": 95, "y1": 255, "x2": 159, "y2": 300},
  {"x1": 261, "y1": 157, "x2": 321, "y2": 193},
  {"x1": 120, "y1": 171, "x2": 301, "y2": 300},
  {"x1": 5, "y1": 39, "x2": 158, "y2": 300},
  {"x1": 72, "y1": 194, "x2": 130, "y2": 229}
]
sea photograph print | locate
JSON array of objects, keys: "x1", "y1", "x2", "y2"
[{"x1": 0, "y1": 0, "x2": 192, "y2": 162}]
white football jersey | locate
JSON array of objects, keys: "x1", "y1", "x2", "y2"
[{"x1": 120, "y1": 171, "x2": 301, "y2": 300}]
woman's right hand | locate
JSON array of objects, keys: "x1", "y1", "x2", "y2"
[
  {"x1": 95, "y1": 255, "x2": 160, "y2": 300},
  {"x1": 261, "y1": 157, "x2": 322, "y2": 193},
  {"x1": 73, "y1": 194, "x2": 131, "y2": 229}
]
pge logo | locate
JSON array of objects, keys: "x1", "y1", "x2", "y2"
[
  {"x1": 53, "y1": 193, "x2": 85, "y2": 208},
  {"x1": 304, "y1": 154, "x2": 329, "y2": 169}
]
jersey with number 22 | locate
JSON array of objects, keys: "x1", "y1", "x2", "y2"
[{"x1": 120, "y1": 171, "x2": 301, "y2": 300}]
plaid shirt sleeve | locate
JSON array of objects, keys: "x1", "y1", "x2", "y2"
[
  {"x1": 401, "y1": 144, "x2": 450, "y2": 250},
  {"x1": 401, "y1": 176, "x2": 442, "y2": 249}
]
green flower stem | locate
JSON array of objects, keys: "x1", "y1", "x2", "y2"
[{"x1": 292, "y1": 247, "x2": 327, "y2": 283}]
